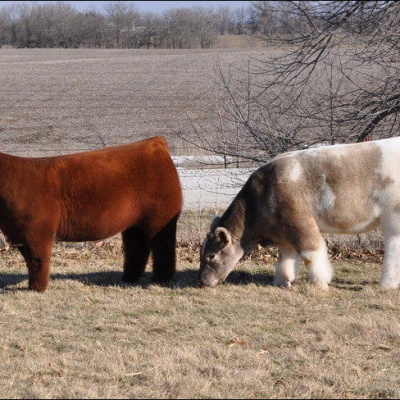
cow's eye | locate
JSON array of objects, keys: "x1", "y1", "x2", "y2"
[{"x1": 208, "y1": 254, "x2": 216, "y2": 261}]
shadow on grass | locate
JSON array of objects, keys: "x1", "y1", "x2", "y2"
[
  {"x1": 225, "y1": 270, "x2": 274, "y2": 286},
  {"x1": 0, "y1": 268, "x2": 275, "y2": 292},
  {"x1": 0, "y1": 274, "x2": 28, "y2": 292},
  {"x1": 1, "y1": 269, "x2": 377, "y2": 293},
  {"x1": 330, "y1": 278, "x2": 373, "y2": 291}
]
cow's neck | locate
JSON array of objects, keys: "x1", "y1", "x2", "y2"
[{"x1": 220, "y1": 194, "x2": 254, "y2": 250}]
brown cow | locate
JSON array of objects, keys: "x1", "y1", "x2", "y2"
[{"x1": 0, "y1": 136, "x2": 182, "y2": 292}]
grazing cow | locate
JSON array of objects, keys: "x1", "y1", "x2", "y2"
[
  {"x1": 0, "y1": 136, "x2": 182, "y2": 292},
  {"x1": 199, "y1": 137, "x2": 400, "y2": 291}
]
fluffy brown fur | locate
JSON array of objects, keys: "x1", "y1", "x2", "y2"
[{"x1": 0, "y1": 136, "x2": 182, "y2": 292}]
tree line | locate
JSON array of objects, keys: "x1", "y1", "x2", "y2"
[
  {"x1": 0, "y1": 1, "x2": 247, "y2": 49},
  {"x1": 0, "y1": 1, "x2": 320, "y2": 49}
]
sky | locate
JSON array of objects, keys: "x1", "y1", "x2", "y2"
[{"x1": 0, "y1": 1, "x2": 252, "y2": 13}]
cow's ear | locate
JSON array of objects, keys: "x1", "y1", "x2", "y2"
[
  {"x1": 214, "y1": 227, "x2": 231, "y2": 247},
  {"x1": 211, "y1": 216, "x2": 222, "y2": 231}
]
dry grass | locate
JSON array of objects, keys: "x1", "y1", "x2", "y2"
[
  {"x1": 215, "y1": 34, "x2": 268, "y2": 49},
  {"x1": 0, "y1": 236, "x2": 399, "y2": 399}
]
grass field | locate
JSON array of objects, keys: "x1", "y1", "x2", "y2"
[
  {"x1": 0, "y1": 47, "x2": 264, "y2": 156},
  {"x1": 0, "y1": 239, "x2": 399, "y2": 399},
  {"x1": 0, "y1": 48, "x2": 399, "y2": 399}
]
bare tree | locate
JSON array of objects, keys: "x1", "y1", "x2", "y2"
[
  {"x1": 103, "y1": 1, "x2": 139, "y2": 48},
  {"x1": 255, "y1": 1, "x2": 400, "y2": 143},
  {"x1": 191, "y1": 6, "x2": 218, "y2": 49},
  {"x1": 216, "y1": 5, "x2": 233, "y2": 36},
  {"x1": 78, "y1": 9, "x2": 107, "y2": 48},
  {"x1": 233, "y1": 6, "x2": 246, "y2": 35},
  {"x1": 0, "y1": 3, "x2": 26, "y2": 47},
  {"x1": 158, "y1": 7, "x2": 218, "y2": 49},
  {"x1": 51, "y1": 2, "x2": 81, "y2": 48},
  {"x1": 139, "y1": 11, "x2": 162, "y2": 49},
  {"x1": 188, "y1": 1, "x2": 400, "y2": 167},
  {"x1": 161, "y1": 8, "x2": 195, "y2": 49}
]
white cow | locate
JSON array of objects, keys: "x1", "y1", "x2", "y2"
[{"x1": 199, "y1": 137, "x2": 400, "y2": 290}]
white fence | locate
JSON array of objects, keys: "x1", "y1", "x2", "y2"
[
  {"x1": 172, "y1": 155, "x2": 254, "y2": 210},
  {"x1": 178, "y1": 167, "x2": 253, "y2": 210}
]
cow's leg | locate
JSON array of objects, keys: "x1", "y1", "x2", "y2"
[
  {"x1": 299, "y1": 239, "x2": 332, "y2": 291},
  {"x1": 18, "y1": 238, "x2": 54, "y2": 292},
  {"x1": 380, "y1": 219, "x2": 400, "y2": 289},
  {"x1": 150, "y1": 215, "x2": 179, "y2": 284},
  {"x1": 121, "y1": 227, "x2": 151, "y2": 283},
  {"x1": 273, "y1": 246, "x2": 301, "y2": 287},
  {"x1": 284, "y1": 215, "x2": 332, "y2": 290}
]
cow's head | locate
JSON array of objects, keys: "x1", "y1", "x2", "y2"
[{"x1": 199, "y1": 224, "x2": 244, "y2": 287}]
